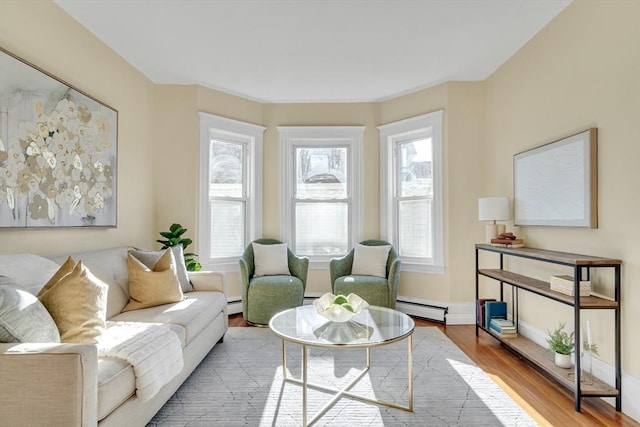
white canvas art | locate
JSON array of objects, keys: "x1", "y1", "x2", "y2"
[{"x1": 514, "y1": 129, "x2": 597, "y2": 228}]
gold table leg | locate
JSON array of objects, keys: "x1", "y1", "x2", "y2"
[{"x1": 281, "y1": 333, "x2": 414, "y2": 426}]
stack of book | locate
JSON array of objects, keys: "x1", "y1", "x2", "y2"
[
  {"x1": 549, "y1": 275, "x2": 591, "y2": 296},
  {"x1": 490, "y1": 238, "x2": 524, "y2": 248},
  {"x1": 489, "y1": 318, "x2": 518, "y2": 338},
  {"x1": 476, "y1": 298, "x2": 496, "y2": 328},
  {"x1": 484, "y1": 301, "x2": 507, "y2": 328}
]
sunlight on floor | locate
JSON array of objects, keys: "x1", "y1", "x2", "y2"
[
  {"x1": 448, "y1": 358, "x2": 551, "y2": 427},
  {"x1": 260, "y1": 359, "x2": 383, "y2": 425}
]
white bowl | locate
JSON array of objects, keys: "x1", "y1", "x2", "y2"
[{"x1": 313, "y1": 293, "x2": 369, "y2": 322}]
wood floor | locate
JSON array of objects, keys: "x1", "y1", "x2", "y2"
[{"x1": 228, "y1": 314, "x2": 638, "y2": 426}]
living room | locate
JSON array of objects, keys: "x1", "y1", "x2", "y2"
[{"x1": 0, "y1": 0, "x2": 638, "y2": 426}]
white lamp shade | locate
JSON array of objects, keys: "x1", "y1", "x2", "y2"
[{"x1": 478, "y1": 197, "x2": 511, "y2": 222}]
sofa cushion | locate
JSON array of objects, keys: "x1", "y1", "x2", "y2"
[
  {"x1": 0, "y1": 254, "x2": 62, "y2": 295},
  {"x1": 122, "y1": 250, "x2": 184, "y2": 312},
  {"x1": 111, "y1": 292, "x2": 225, "y2": 346},
  {"x1": 351, "y1": 244, "x2": 391, "y2": 278},
  {"x1": 129, "y1": 246, "x2": 193, "y2": 293},
  {"x1": 96, "y1": 322, "x2": 184, "y2": 421},
  {"x1": 97, "y1": 357, "x2": 135, "y2": 421},
  {"x1": 0, "y1": 281, "x2": 60, "y2": 343},
  {"x1": 50, "y1": 247, "x2": 132, "y2": 320},
  {"x1": 38, "y1": 260, "x2": 108, "y2": 344}
]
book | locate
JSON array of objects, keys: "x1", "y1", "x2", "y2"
[
  {"x1": 550, "y1": 275, "x2": 591, "y2": 296},
  {"x1": 489, "y1": 318, "x2": 517, "y2": 333},
  {"x1": 484, "y1": 301, "x2": 507, "y2": 328},
  {"x1": 490, "y1": 330, "x2": 519, "y2": 339},
  {"x1": 490, "y1": 243, "x2": 525, "y2": 248},
  {"x1": 490, "y1": 238, "x2": 524, "y2": 245},
  {"x1": 476, "y1": 298, "x2": 495, "y2": 327},
  {"x1": 550, "y1": 275, "x2": 591, "y2": 286}
]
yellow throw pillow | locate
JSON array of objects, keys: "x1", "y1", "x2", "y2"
[
  {"x1": 38, "y1": 256, "x2": 75, "y2": 297},
  {"x1": 122, "y1": 248, "x2": 183, "y2": 312},
  {"x1": 38, "y1": 260, "x2": 108, "y2": 344}
]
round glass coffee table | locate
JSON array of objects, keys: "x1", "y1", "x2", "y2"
[{"x1": 269, "y1": 305, "x2": 415, "y2": 426}]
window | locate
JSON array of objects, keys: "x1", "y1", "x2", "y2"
[
  {"x1": 199, "y1": 113, "x2": 265, "y2": 270},
  {"x1": 279, "y1": 127, "x2": 364, "y2": 268},
  {"x1": 379, "y1": 111, "x2": 444, "y2": 273}
]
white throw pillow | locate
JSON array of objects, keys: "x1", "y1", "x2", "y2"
[
  {"x1": 252, "y1": 243, "x2": 290, "y2": 276},
  {"x1": 351, "y1": 244, "x2": 392, "y2": 278}
]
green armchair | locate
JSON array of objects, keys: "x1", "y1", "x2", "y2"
[
  {"x1": 239, "y1": 238, "x2": 309, "y2": 325},
  {"x1": 329, "y1": 239, "x2": 401, "y2": 309}
]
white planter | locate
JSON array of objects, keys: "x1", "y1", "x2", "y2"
[{"x1": 555, "y1": 352, "x2": 572, "y2": 368}]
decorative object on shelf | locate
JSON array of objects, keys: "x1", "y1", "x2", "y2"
[
  {"x1": 478, "y1": 197, "x2": 511, "y2": 244},
  {"x1": 313, "y1": 293, "x2": 369, "y2": 323},
  {"x1": 0, "y1": 46, "x2": 118, "y2": 228},
  {"x1": 490, "y1": 232, "x2": 525, "y2": 248},
  {"x1": 547, "y1": 322, "x2": 575, "y2": 369},
  {"x1": 581, "y1": 320, "x2": 599, "y2": 385},
  {"x1": 549, "y1": 275, "x2": 591, "y2": 296},
  {"x1": 514, "y1": 128, "x2": 597, "y2": 228},
  {"x1": 157, "y1": 223, "x2": 201, "y2": 271}
]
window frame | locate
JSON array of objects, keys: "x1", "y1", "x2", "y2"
[
  {"x1": 198, "y1": 112, "x2": 265, "y2": 271},
  {"x1": 279, "y1": 126, "x2": 364, "y2": 269},
  {"x1": 379, "y1": 110, "x2": 444, "y2": 273}
]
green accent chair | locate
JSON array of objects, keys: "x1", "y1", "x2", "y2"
[
  {"x1": 239, "y1": 238, "x2": 309, "y2": 325},
  {"x1": 329, "y1": 239, "x2": 401, "y2": 309}
]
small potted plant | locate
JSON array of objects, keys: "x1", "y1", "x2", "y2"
[{"x1": 546, "y1": 322, "x2": 574, "y2": 368}]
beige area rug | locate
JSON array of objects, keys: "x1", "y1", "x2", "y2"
[{"x1": 148, "y1": 327, "x2": 538, "y2": 426}]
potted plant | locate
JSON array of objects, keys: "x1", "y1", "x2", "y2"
[
  {"x1": 546, "y1": 322, "x2": 574, "y2": 368},
  {"x1": 157, "y1": 223, "x2": 202, "y2": 271}
]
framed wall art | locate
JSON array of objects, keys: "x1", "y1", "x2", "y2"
[
  {"x1": 0, "y1": 46, "x2": 117, "y2": 228},
  {"x1": 514, "y1": 128, "x2": 597, "y2": 228}
]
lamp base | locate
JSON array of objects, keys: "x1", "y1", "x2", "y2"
[{"x1": 485, "y1": 224, "x2": 506, "y2": 244}]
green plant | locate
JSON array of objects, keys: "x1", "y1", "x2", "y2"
[
  {"x1": 583, "y1": 340, "x2": 600, "y2": 356},
  {"x1": 157, "y1": 223, "x2": 201, "y2": 271},
  {"x1": 546, "y1": 322, "x2": 575, "y2": 355}
]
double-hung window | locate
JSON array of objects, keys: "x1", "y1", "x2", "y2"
[
  {"x1": 379, "y1": 111, "x2": 444, "y2": 273},
  {"x1": 279, "y1": 127, "x2": 363, "y2": 268},
  {"x1": 199, "y1": 112, "x2": 265, "y2": 270}
]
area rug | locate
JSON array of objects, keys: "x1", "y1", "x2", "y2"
[{"x1": 148, "y1": 327, "x2": 538, "y2": 426}]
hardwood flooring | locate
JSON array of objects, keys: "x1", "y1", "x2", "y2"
[{"x1": 228, "y1": 314, "x2": 638, "y2": 426}]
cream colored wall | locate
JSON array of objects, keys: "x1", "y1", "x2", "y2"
[
  {"x1": 485, "y1": 0, "x2": 640, "y2": 380},
  {"x1": 0, "y1": 0, "x2": 156, "y2": 255},
  {"x1": 155, "y1": 82, "x2": 483, "y2": 301},
  {"x1": 378, "y1": 82, "x2": 486, "y2": 303}
]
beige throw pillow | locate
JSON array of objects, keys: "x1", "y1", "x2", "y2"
[
  {"x1": 252, "y1": 242, "x2": 290, "y2": 276},
  {"x1": 38, "y1": 260, "x2": 108, "y2": 344},
  {"x1": 122, "y1": 248, "x2": 183, "y2": 312},
  {"x1": 128, "y1": 246, "x2": 193, "y2": 293},
  {"x1": 351, "y1": 244, "x2": 392, "y2": 278}
]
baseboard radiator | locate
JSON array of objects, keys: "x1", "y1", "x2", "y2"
[{"x1": 227, "y1": 297, "x2": 448, "y2": 323}]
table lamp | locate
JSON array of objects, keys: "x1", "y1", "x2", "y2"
[{"x1": 478, "y1": 197, "x2": 510, "y2": 244}]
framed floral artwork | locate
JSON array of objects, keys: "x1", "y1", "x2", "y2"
[{"x1": 0, "y1": 46, "x2": 117, "y2": 228}]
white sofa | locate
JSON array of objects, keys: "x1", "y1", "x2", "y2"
[{"x1": 0, "y1": 247, "x2": 228, "y2": 426}]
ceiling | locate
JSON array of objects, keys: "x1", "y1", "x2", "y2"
[{"x1": 55, "y1": 0, "x2": 571, "y2": 103}]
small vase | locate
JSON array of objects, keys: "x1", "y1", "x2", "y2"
[
  {"x1": 555, "y1": 352, "x2": 572, "y2": 368},
  {"x1": 581, "y1": 351, "x2": 594, "y2": 385}
]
